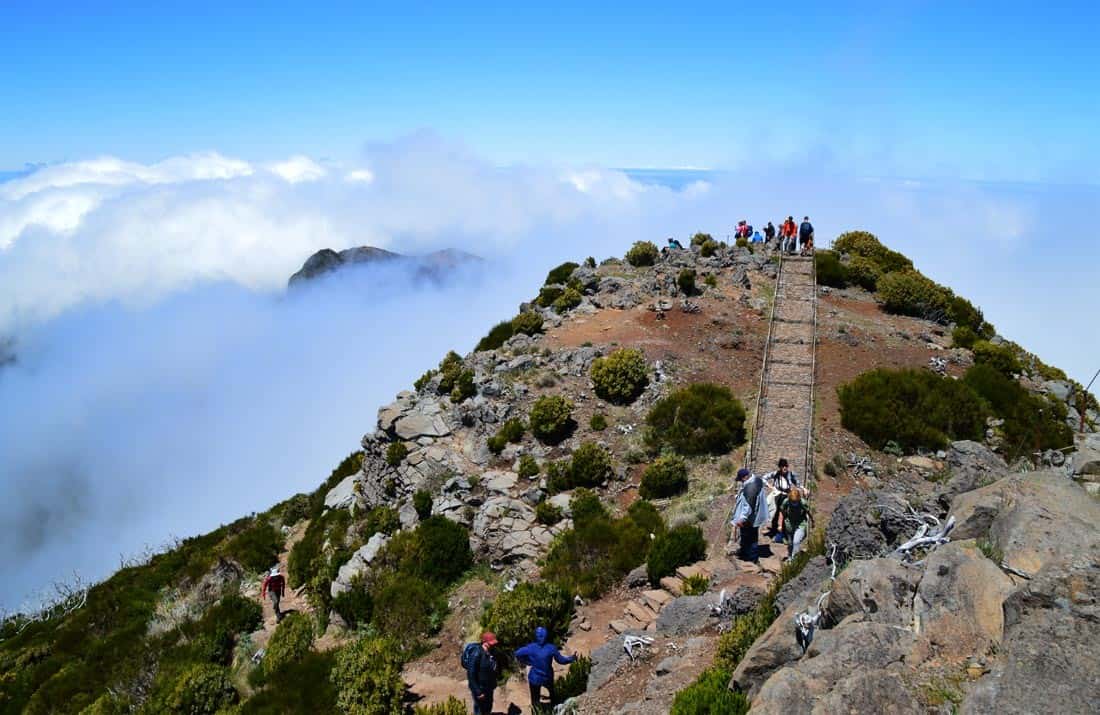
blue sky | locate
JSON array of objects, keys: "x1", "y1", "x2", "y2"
[{"x1": 2, "y1": 1, "x2": 1097, "y2": 180}]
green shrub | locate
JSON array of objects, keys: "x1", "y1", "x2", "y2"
[
  {"x1": 972, "y1": 340, "x2": 1021, "y2": 376},
  {"x1": 475, "y1": 320, "x2": 515, "y2": 352},
  {"x1": 365, "y1": 506, "x2": 400, "y2": 537},
  {"x1": 511, "y1": 311, "x2": 544, "y2": 336},
  {"x1": 734, "y1": 236, "x2": 749, "y2": 249},
  {"x1": 833, "y1": 231, "x2": 913, "y2": 274},
  {"x1": 682, "y1": 573, "x2": 709, "y2": 596},
  {"x1": 645, "y1": 383, "x2": 747, "y2": 456},
  {"x1": 412, "y1": 490, "x2": 433, "y2": 520},
  {"x1": 369, "y1": 573, "x2": 446, "y2": 644},
  {"x1": 449, "y1": 369, "x2": 476, "y2": 403},
  {"x1": 703, "y1": 273, "x2": 718, "y2": 287},
  {"x1": 167, "y1": 663, "x2": 238, "y2": 714},
  {"x1": 640, "y1": 456, "x2": 689, "y2": 499},
  {"x1": 414, "y1": 369, "x2": 436, "y2": 392},
  {"x1": 952, "y1": 325, "x2": 978, "y2": 349},
  {"x1": 488, "y1": 418, "x2": 526, "y2": 454},
  {"x1": 223, "y1": 519, "x2": 283, "y2": 573},
  {"x1": 647, "y1": 525, "x2": 706, "y2": 586},
  {"x1": 814, "y1": 250, "x2": 848, "y2": 288},
  {"x1": 407, "y1": 516, "x2": 473, "y2": 585},
  {"x1": 414, "y1": 696, "x2": 469, "y2": 715},
  {"x1": 837, "y1": 368, "x2": 988, "y2": 453},
  {"x1": 529, "y1": 395, "x2": 575, "y2": 443},
  {"x1": 690, "y1": 232, "x2": 713, "y2": 246},
  {"x1": 845, "y1": 255, "x2": 882, "y2": 290},
  {"x1": 545, "y1": 261, "x2": 580, "y2": 286},
  {"x1": 241, "y1": 651, "x2": 338, "y2": 714},
  {"x1": 625, "y1": 241, "x2": 659, "y2": 267},
  {"x1": 589, "y1": 413, "x2": 608, "y2": 431},
  {"x1": 436, "y1": 351, "x2": 463, "y2": 392},
  {"x1": 626, "y1": 500, "x2": 666, "y2": 538},
  {"x1": 262, "y1": 613, "x2": 314, "y2": 681},
  {"x1": 699, "y1": 239, "x2": 720, "y2": 258},
  {"x1": 332, "y1": 578, "x2": 373, "y2": 630},
  {"x1": 677, "y1": 269, "x2": 697, "y2": 295},
  {"x1": 963, "y1": 364, "x2": 1073, "y2": 460},
  {"x1": 590, "y1": 348, "x2": 649, "y2": 404},
  {"x1": 670, "y1": 667, "x2": 748, "y2": 715},
  {"x1": 877, "y1": 271, "x2": 950, "y2": 322},
  {"x1": 554, "y1": 655, "x2": 592, "y2": 701},
  {"x1": 568, "y1": 488, "x2": 607, "y2": 526},
  {"x1": 552, "y1": 287, "x2": 582, "y2": 314},
  {"x1": 537, "y1": 285, "x2": 564, "y2": 307},
  {"x1": 385, "y1": 441, "x2": 408, "y2": 467},
  {"x1": 947, "y1": 294, "x2": 986, "y2": 333},
  {"x1": 189, "y1": 594, "x2": 263, "y2": 664},
  {"x1": 546, "y1": 442, "x2": 613, "y2": 492},
  {"x1": 517, "y1": 454, "x2": 540, "y2": 478},
  {"x1": 481, "y1": 581, "x2": 574, "y2": 650},
  {"x1": 535, "y1": 501, "x2": 563, "y2": 526},
  {"x1": 331, "y1": 637, "x2": 406, "y2": 715}
]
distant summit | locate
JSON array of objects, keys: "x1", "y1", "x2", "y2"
[{"x1": 287, "y1": 246, "x2": 480, "y2": 287}]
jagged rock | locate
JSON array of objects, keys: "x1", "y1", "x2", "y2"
[
  {"x1": 393, "y1": 412, "x2": 451, "y2": 440},
  {"x1": 324, "y1": 475, "x2": 358, "y2": 511},
  {"x1": 825, "y1": 490, "x2": 889, "y2": 563},
  {"x1": 654, "y1": 656, "x2": 681, "y2": 676},
  {"x1": 331, "y1": 533, "x2": 390, "y2": 597},
  {"x1": 590, "y1": 633, "x2": 638, "y2": 690},
  {"x1": 941, "y1": 440, "x2": 1008, "y2": 497},
  {"x1": 624, "y1": 565, "x2": 649, "y2": 588},
  {"x1": 723, "y1": 585, "x2": 765, "y2": 616},
  {"x1": 521, "y1": 487, "x2": 544, "y2": 506},
  {"x1": 398, "y1": 500, "x2": 419, "y2": 529},
  {"x1": 1072, "y1": 432, "x2": 1100, "y2": 477},
  {"x1": 810, "y1": 671, "x2": 923, "y2": 715},
  {"x1": 483, "y1": 470, "x2": 518, "y2": 494},
  {"x1": 825, "y1": 557, "x2": 919, "y2": 628},
  {"x1": 654, "y1": 596, "x2": 712, "y2": 635},
  {"x1": 774, "y1": 555, "x2": 830, "y2": 614}
]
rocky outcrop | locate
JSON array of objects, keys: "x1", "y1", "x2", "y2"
[
  {"x1": 287, "y1": 245, "x2": 479, "y2": 286},
  {"x1": 939, "y1": 440, "x2": 1008, "y2": 499},
  {"x1": 330, "y1": 532, "x2": 390, "y2": 597}
]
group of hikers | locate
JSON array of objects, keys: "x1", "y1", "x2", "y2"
[
  {"x1": 730, "y1": 457, "x2": 814, "y2": 567},
  {"x1": 464, "y1": 627, "x2": 576, "y2": 714},
  {"x1": 665, "y1": 216, "x2": 815, "y2": 257}
]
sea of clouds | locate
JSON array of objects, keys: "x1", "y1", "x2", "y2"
[{"x1": 1, "y1": 133, "x2": 1095, "y2": 609}]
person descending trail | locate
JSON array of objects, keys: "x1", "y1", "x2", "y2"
[
  {"x1": 465, "y1": 632, "x2": 500, "y2": 715},
  {"x1": 730, "y1": 468, "x2": 769, "y2": 566},
  {"x1": 261, "y1": 567, "x2": 286, "y2": 623},
  {"x1": 781, "y1": 488, "x2": 814, "y2": 561},
  {"x1": 763, "y1": 458, "x2": 801, "y2": 542},
  {"x1": 764, "y1": 221, "x2": 776, "y2": 243},
  {"x1": 667, "y1": 237, "x2": 684, "y2": 250},
  {"x1": 799, "y1": 216, "x2": 815, "y2": 256},
  {"x1": 781, "y1": 216, "x2": 798, "y2": 254},
  {"x1": 514, "y1": 626, "x2": 577, "y2": 713}
]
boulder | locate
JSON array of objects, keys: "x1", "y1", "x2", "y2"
[
  {"x1": 1072, "y1": 432, "x2": 1100, "y2": 477},
  {"x1": 825, "y1": 490, "x2": 889, "y2": 563},
  {"x1": 723, "y1": 585, "x2": 765, "y2": 617},
  {"x1": 654, "y1": 596, "x2": 713, "y2": 635},
  {"x1": 941, "y1": 440, "x2": 1008, "y2": 497},
  {"x1": 393, "y1": 412, "x2": 451, "y2": 440},
  {"x1": 730, "y1": 580, "x2": 825, "y2": 697},
  {"x1": 825, "y1": 557, "x2": 920, "y2": 628},
  {"x1": 811, "y1": 671, "x2": 923, "y2": 715},
  {"x1": 324, "y1": 475, "x2": 358, "y2": 511},
  {"x1": 624, "y1": 565, "x2": 649, "y2": 588},
  {"x1": 331, "y1": 533, "x2": 390, "y2": 597},
  {"x1": 774, "y1": 555, "x2": 831, "y2": 614}
]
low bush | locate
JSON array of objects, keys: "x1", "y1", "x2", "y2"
[
  {"x1": 734, "y1": 236, "x2": 749, "y2": 249},
  {"x1": 414, "y1": 696, "x2": 469, "y2": 715},
  {"x1": 517, "y1": 454, "x2": 540, "y2": 478},
  {"x1": 952, "y1": 325, "x2": 978, "y2": 349},
  {"x1": 529, "y1": 395, "x2": 575, "y2": 443},
  {"x1": 814, "y1": 250, "x2": 848, "y2": 288},
  {"x1": 545, "y1": 261, "x2": 579, "y2": 286},
  {"x1": 946, "y1": 294, "x2": 986, "y2": 333},
  {"x1": 584, "y1": 256, "x2": 596, "y2": 268},
  {"x1": 682, "y1": 573, "x2": 709, "y2": 596},
  {"x1": 703, "y1": 273, "x2": 718, "y2": 287},
  {"x1": 877, "y1": 271, "x2": 950, "y2": 322},
  {"x1": 972, "y1": 340, "x2": 1021, "y2": 376},
  {"x1": 223, "y1": 519, "x2": 283, "y2": 573},
  {"x1": 365, "y1": 506, "x2": 400, "y2": 537},
  {"x1": 332, "y1": 578, "x2": 373, "y2": 630},
  {"x1": 552, "y1": 287, "x2": 583, "y2": 314},
  {"x1": 369, "y1": 573, "x2": 446, "y2": 645},
  {"x1": 482, "y1": 581, "x2": 574, "y2": 650},
  {"x1": 167, "y1": 663, "x2": 238, "y2": 715},
  {"x1": 475, "y1": 320, "x2": 515, "y2": 352},
  {"x1": 690, "y1": 232, "x2": 713, "y2": 246},
  {"x1": 590, "y1": 348, "x2": 649, "y2": 404},
  {"x1": 699, "y1": 239, "x2": 720, "y2": 257},
  {"x1": 833, "y1": 230, "x2": 913, "y2": 274},
  {"x1": 331, "y1": 637, "x2": 406, "y2": 715},
  {"x1": 647, "y1": 525, "x2": 706, "y2": 585},
  {"x1": 379, "y1": 516, "x2": 473, "y2": 587},
  {"x1": 261, "y1": 613, "x2": 314, "y2": 682},
  {"x1": 511, "y1": 311, "x2": 544, "y2": 336},
  {"x1": 537, "y1": 285, "x2": 564, "y2": 308},
  {"x1": 568, "y1": 488, "x2": 607, "y2": 526},
  {"x1": 837, "y1": 368, "x2": 988, "y2": 453},
  {"x1": 670, "y1": 667, "x2": 748, "y2": 715},
  {"x1": 625, "y1": 241, "x2": 659, "y2": 267},
  {"x1": 677, "y1": 268, "x2": 697, "y2": 295},
  {"x1": 639, "y1": 456, "x2": 689, "y2": 499},
  {"x1": 845, "y1": 255, "x2": 881, "y2": 290},
  {"x1": 385, "y1": 442, "x2": 408, "y2": 467},
  {"x1": 535, "y1": 501, "x2": 563, "y2": 526},
  {"x1": 241, "y1": 651, "x2": 338, "y2": 714},
  {"x1": 414, "y1": 369, "x2": 435, "y2": 392},
  {"x1": 645, "y1": 383, "x2": 747, "y2": 456},
  {"x1": 963, "y1": 364, "x2": 1073, "y2": 460},
  {"x1": 449, "y1": 368, "x2": 476, "y2": 403},
  {"x1": 589, "y1": 413, "x2": 608, "y2": 431},
  {"x1": 545, "y1": 442, "x2": 613, "y2": 492},
  {"x1": 412, "y1": 490, "x2": 433, "y2": 520},
  {"x1": 488, "y1": 418, "x2": 526, "y2": 454},
  {"x1": 554, "y1": 655, "x2": 593, "y2": 701}
]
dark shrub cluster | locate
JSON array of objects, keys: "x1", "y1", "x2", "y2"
[
  {"x1": 545, "y1": 261, "x2": 580, "y2": 286},
  {"x1": 590, "y1": 348, "x2": 649, "y2": 404},
  {"x1": 552, "y1": 287, "x2": 583, "y2": 314},
  {"x1": 488, "y1": 417, "x2": 526, "y2": 454},
  {"x1": 645, "y1": 383, "x2": 747, "y2": 456},
  {"x1": 963, "y1": 364, "x2": 1073, "y2": 459},
  {"x1": 625, "y1": 241, "x2": 659, "y2": 267},
  {"x1": 639, "y1": 455, "x2": 689, "y2": 499},
  {"x1": 427, "y1": 350, "x2": 475, "y2": 403},
  {"x1": 222, "y1": 519, "x2": 284, "y2": 573},
  {"x1": 589, "y1": 412, "x2": 608, "y2": 431},
  {"x1": 647, "y1": 524, "x2": 706, "y2": 586},
  {"x1": 385, "y1": 441, "x2": 408, "y2": 467},
  {"x1": 814, "y1": 250, "x2": 848, "y2": 288},
  {"x1": 670, "y1": 667, "x2": 749, "y2": 715},
  {"x1": 555, "y1": 656, "x2": 593, "y2": 701},
  {"x1": 535, "y1": 501, "x2": 563, "y2": 525},
  {"x1": 529, "y1": 395, "x2": 575, "y2": 443},
  {"x1": 699, "y1": 239, "x2": 720, "y2": 257},
  {"x1": 511, "y1": 311, "x2": 544, "y2": 336},
  {"x1": 474, "y1": 311, "x2": 545, "y2": 352},
  {"x1": 481, "y1": 581, "x2": 574, "y2": 650},
  {"x1": 952, "y1": 325, "x2": 979, "y2": 349},
  {"x1": 545, "y1": 442, "x2": 613, "y2": 493},
  {"x1": 690, "y1": 232, "x2": 713, "y2": 246},
  {"x1": 517, "y1": 454, "x2": 540, "y2": 478},
  {"x1": 412, "y1": 490, "x2": 433, "y2": 520},
  {"x1": 972, "y1": 340, "x2": 1022, "y2": 376},
  {"x1": 330, "y1": 637, "x2": 407, "y2": 715},
  {"x1": 677, "y1": 268, "x2": 697, "y2": 295}
]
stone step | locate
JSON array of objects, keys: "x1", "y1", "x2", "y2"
[
  {"x1": 624, "y1": 600, "x2": 657, "y2": 624},
  {"x1": 608, "y1": 619, "x2": 635, "y2": 634},
  {"x1": 660, "y1": 576, "x2": 685, "y2": 596},
  {"x1": 675, "y1": 563, "x2": 711, "y2": 581},
  {"x1": 640, "y1": 589, "x2": 674, "y2": 612}
]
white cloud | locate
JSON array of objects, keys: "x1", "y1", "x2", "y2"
[
  {"x1": 266, "y1": 155, "x2": 327, "y2": 183},
  {"x1": 345, "y1": 168, "x2": 374, "y2": 183}
]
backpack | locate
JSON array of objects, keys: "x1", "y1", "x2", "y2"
[
  {"x1": 461, "y1": 642, "x2": 481, "y2": 672},
  {"x1": 783, "y1": 501, "x2": 808, "y2": 532}
]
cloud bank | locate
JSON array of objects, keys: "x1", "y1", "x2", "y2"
[{"x1": 1, "y1": 134, "x2": 1095, "y2": 609}]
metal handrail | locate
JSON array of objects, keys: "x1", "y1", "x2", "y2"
[
  {"x1": 803, "y1": 252, "x2": 818, "y2": 492},
  {"x1": 747, "y1": 250, "x2": 783, "y2": 471}
]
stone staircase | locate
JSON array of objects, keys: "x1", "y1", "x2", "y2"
[{"x1": 609, "y1": 563, "x2": 713, "y2": 634}]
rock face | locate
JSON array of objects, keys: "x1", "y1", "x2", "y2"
[
  {"x1": 287, "y1": 245, "x2": 480, "y2": 286},
  {"x1": 940, "y1": 440, "x2": 1008, "y2": 498},
  {"x1": 741, "y1": 465, "x2": 1100, "y2": 713},
  {"x1": 331, "y1": 533, "x2": 390, "y2": 597}
]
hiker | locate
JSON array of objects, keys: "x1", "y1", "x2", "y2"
[
  {"x1": 730, "y1": 468, "x2": 768, "y2": 564},
  {"x1": 668, "y1": 237, "x2": 684, "y2": 250},
  {"x1": 781, "y1": 216, "x2": 798, "y2": 254},
  {"x1": 764, "y1": 221, "x2": 776, "y2": 243},
  {"x1": 514, "y1": 626, "x2": 576, "y2": 712},
  {"x1": 799, "y1": 216, "x2": 814, "y2": 255},
  {"x1": 466, "y1": 631, "x2": 500, "y2": 715},
  {"x1": 260, "y1": 567, "x2": 286, "y2": 622},
  {"x1": 764, "y1": 458, "x2": 800, "y2": 541},
  {"x1": 781, "y1": 487, "x2": 814, "y2": 560}
]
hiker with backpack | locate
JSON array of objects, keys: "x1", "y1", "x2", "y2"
[
  {"x1": 764, "y1": 221, "x2": 776, "y2": 244},
  {"x1": 781, "y1": 488, "x2": 814, "y2": 560},
  {"x1": 763, "y1": 458, "x2": 800, "y2": 542},
  {"x1": 514, "y1": 626, "x2": 576, "y2": 713},
  {"x1": 464, "y1": 632, "x2": 500, "y2": 715},
  {"x1": 730, "y1": 468, "x2": 768, "y2": 565},
  {"x1": 668, "y1": 237, "x2": 684, "y2": 250},
  {"x1": 799, "y1": 216, "x2": 814, "y2": 256},
  {"x1": 260, "y1": 567, "x2": 286, "y2": 622},
  {"x1": 781, "y1": 216, "x2": 798, "y2": 254}
]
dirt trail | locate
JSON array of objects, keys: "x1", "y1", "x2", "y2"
[{"x1": 249, "y1": 522, "x2": 321, "y2": 651}]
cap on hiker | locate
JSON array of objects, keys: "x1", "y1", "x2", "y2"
[
  {"x1": 481, "y1": 632, "x2": 499, "y2": 647},
  {"x1": 788, "y1": 487, "x2": 802, "y2": 502},
  {"x1": 778, "y1": 458, "x2": 788, "y2": 468},
  {"x1": 736, "y1": 468, "x2": 751, "y2": 481},
  {"x1": 270, "y1": 567, "x2": 280, "y2": 577}
]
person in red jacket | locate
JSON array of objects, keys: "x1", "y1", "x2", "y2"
[
  {"x1": 781, "y1": 216, "x2": 798, "y2": 254},
  {"x1": 261, "y1": 567, "x2": 286, "y2": 622}
]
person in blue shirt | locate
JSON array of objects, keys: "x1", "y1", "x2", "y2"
[{"x1": 514, "y1": 626, "x2": 576, "y2": 712}]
